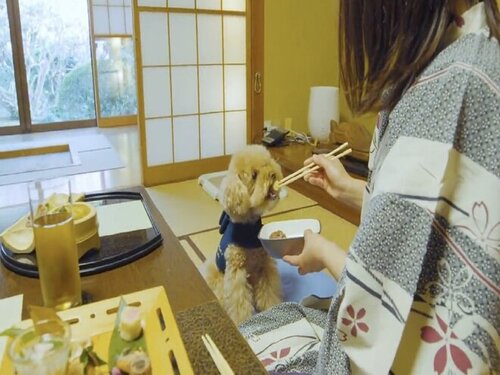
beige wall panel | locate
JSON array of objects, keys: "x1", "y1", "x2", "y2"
[{"x1": 264, "y1": 0, "x2": 376, "y2": 135}]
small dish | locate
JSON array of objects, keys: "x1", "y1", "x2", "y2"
[{"x1": 258, "y1": 219, "x2": 321, "y2": 258}]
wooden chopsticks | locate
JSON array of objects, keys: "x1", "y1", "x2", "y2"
[
  {"x1": 201, "y1": 334, "x2": 235, "y2": 375},
  {"x1": 274, "y1": 142, "x2": 352, "y2": 189}
]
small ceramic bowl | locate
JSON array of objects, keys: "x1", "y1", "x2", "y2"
[{"x1": 258, "y1": 219, "x2": 321, "y2": 258}]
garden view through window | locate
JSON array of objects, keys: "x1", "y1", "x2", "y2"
[
  {"x1": 0, "y1": 0, "x2": 137, "y2": 131},
  {"x1": 19, "y1": 0, "x2": 96, "y2": 124}
]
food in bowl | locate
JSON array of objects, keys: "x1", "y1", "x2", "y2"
[
  {"x1": 259, "y1": 219, "x2": 321, "y2": 258},
  {"x1": 269, "y1": 230, "x2": 287, "y2": 239}
]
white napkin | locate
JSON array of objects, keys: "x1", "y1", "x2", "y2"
[
  {"x1": 95, "y1": 200, "x2": 153, "y2": 237},
  {"x1": 0, "y1": 294, "x2": 23, "y2": 363}
]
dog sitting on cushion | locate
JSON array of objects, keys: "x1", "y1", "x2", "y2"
[{"x1": 203, "y1": 144, "x2": 283, "y2": 324}]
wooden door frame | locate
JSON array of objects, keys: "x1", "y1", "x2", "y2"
[{"x1": 249, "y1": 0, "x2": 264, "y2": 144}]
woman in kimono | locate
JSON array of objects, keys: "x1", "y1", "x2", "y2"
[{"x1": 240, "y1": 0, "x2": 499, "y2": 373}]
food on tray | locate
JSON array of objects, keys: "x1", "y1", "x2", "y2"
[
  {"x1": 66, "y1": 337, "x2": 107, "y2": 375},
  {"x1": 0, "y1": 194, "x2": 100, "y2": 258},
  {"x1": 115, "y1": 350, "x2": 151, "y2": 375},
  {"x1": 119, "y1": 306, "x2": 143, "y2": 341},
  {"x1": 269, "y1": 230, "x2": 287, "y2": 239}
]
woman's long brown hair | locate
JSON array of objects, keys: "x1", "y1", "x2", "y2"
[{"x1": 340, "y1": 0, "x2": 500, "y2": 115}]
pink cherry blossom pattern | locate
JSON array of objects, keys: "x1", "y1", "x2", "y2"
[
  {"x1": 341, "y1": 305, "x2": 369, "y2": 338},
  {"x1": 420, "y1": 314, "x2": 472, "y2": 374},
  {"x1": 260, "y1": 347, "x2": 291, "y2": 367}
]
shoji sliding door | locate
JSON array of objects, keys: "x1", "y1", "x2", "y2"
[{"x1": 134, "y1": 0, "x2": 263, "y2": 186}]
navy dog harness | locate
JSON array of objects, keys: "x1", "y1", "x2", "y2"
[{"x1": 216, "y1": 211, "x2": 263, "y2": 272}]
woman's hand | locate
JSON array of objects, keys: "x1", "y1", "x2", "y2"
[
  {"x1": 303, "y1": 154, "x2": 365, "y2": 210},
  {"x1": 304, "y1": 154, "x2": 352, "y2": 199},
  {"x1": 283, "y1": 230, "x2": 347, "y2": 280}
]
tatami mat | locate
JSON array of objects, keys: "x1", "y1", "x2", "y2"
[{"x1": 147, "y1": 180, "x2": 317, "y2": 237}]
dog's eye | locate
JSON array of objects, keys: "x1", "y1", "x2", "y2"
[{"x1": 251, "y1": 170, "x2": 257, "y2": 180}]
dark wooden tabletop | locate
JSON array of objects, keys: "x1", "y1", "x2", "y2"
[{"x1": 0, "y1": 186, "x2": 266, "y2": 374}]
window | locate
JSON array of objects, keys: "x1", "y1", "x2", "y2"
[
  {"x1": 0, "y1": 0, "x2": 20, "y2": 127},
  {"x1": 91, "y1": 0, "x2": 137, "y2": 126}
]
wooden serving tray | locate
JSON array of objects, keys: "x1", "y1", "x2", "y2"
[
  {"x1": 0, "y1": 191, "x2": 163, "y2": 278},
  {"x1": 0, "y1": 286, "x2": 193, "y2": 374}
]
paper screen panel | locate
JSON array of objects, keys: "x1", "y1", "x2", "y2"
[
  {"x1": 223, "y1": 15, "x2": 246, "y2": 63},
  {"x1": 173, "y1": 116, "x2": 199, "y2": 162},
  {"x1": 93, "y1": 0, "x2": 106, "y2": 4},
  {"x1": 93, "y1": 5, "x2": 110, "y2": 34},
  {"x1": 125, "y1": 6, "x2": 133, "y2": 34},
  {"x1": 171, "y1": 66, "x2": 198, "y2": 116},
  {"x1": 225, "y1": 111, "x2": 246, "y2": 154},
  {"x1": 197, "y1": 0, "x2": 220, "y2": 10},
  {"x1": 199, "y1": 66, "x2": 223, "y2": 113},
  {"x1": 197, "y1": 14, "x2": 222, "y2": 64},
  {"x1": 140, "y1": 12, "x2": 169, "y2": 66},
  {"x1": 169, "y1": 0, "x2": 194, "y2": 8},
  {"x1": 201, "y1": 113, "x2": 224, "y2": 158},
  {"x1": 143, "y1": 67, "x2": 171, "y2": 117},
  {"x1": 108, "y1": 0, "x2": 122, "y2": 5},
  {"x1": 109, "y1": 6, "x2": 126, "y2": 34},
  {"x1": 138, "y1": 0, "x2": 166, "y2": 7},
  {"x1": 223, "y1": 0, "x2": 245, "y2": 12},
  {"x1": 146, "y1": 118, "x2": 173, "y2": 166},
  {"x1": 224, "y1": 65, "x2": 246, "y2": 111},
  {"x1": 169, "y1": 13, "x2": 197, "y2": 65}
]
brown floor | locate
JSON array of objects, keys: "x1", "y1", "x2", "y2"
[{"x1": 0, "y1": 125, "x2": 358, "y2": 269}]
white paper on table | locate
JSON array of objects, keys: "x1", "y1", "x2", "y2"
[
  {"x1": 0, "y1": 294, "x2": 23, "y2": 363},
  {"x1": 95, "y1": 200, "x2": 153, "y2": 237}
]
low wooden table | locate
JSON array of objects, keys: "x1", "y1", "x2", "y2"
[{"x1": 0, "y1": 186, "x2": 265, "y2": 374}]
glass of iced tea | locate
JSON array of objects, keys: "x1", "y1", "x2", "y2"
[
  {"x1": 28, "y1": 178, "x2": 82, "y2": 310},
  {"x1": 8, "y1": 318, "x2": 71, "y2": 375}
]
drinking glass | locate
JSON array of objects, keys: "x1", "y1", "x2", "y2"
[
  {"x1": 28, "y1": 178, "x2": 82, "y2": 310},
  {"x1": 8, "y1": 319, "x2": 71, "y2": 375}
]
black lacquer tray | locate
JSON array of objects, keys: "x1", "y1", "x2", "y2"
[{"x1": 0, "y1": 191, "x2": 163, "y2": 278}]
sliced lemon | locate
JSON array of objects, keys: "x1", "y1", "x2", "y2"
[{"x1": 1, "y1": 227, "x2": 35, "y2": 253}]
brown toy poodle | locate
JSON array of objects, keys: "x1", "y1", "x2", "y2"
[{"x1": 203, "y1": 144, "x2": 283, "y2": 324}]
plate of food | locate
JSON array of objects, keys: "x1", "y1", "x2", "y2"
[
  {"x1": 0, "y1": 287, "x2": 193, "y2": 375},
  {"x1": 258, "y1": 219, "x2": 321, "y2": 258}
]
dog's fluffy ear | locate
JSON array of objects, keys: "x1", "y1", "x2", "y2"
[{"x1": 220, "y1": 173, "x2": 251, "y2": 217}]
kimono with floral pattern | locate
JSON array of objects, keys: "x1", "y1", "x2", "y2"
[{"x1": 240, "y1": 3, "x2": 499, "y2": 374}]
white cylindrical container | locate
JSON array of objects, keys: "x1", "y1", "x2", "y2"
[{"x1": 308, "y1": 86, "x2": 339, "y2": 142}]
